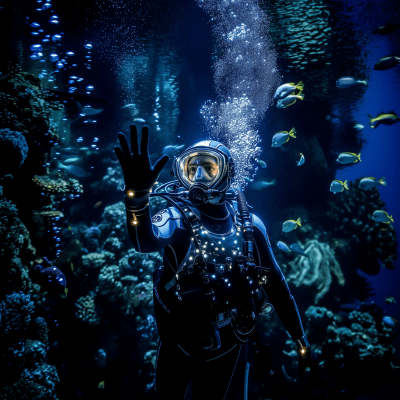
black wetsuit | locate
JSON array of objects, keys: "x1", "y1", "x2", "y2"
[{"x1": 126, "y1": 199, "x2": 306, "y2": 400}]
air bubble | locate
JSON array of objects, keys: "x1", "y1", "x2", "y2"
[
  {"x1": 30, "y1": 44, "x2": 43, "y2": 52},
  {"x1": 66, "y1": 51, "x2": 75, "y2": 56},
  {"x1": 49, "y1": 53, "x2": 59, "y2": 62},
  {"x1": 84, "y1": 43, "x2": 93, "y2": 49},
  {"x1": 30, "y1": 22, "x2": 40, "y2": 28},
  {"x1": 86, "y1": 85, "x2": 94, "y2": 91}
]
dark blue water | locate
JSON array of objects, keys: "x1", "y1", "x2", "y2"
[{"x1": 335, "y1": 26, "x2": 400, "y2": 324}]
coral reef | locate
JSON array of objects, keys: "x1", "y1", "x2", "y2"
[
  {"x1": 0, "y1": 195, "x2": 36, "y2": 294},
  {"x1": 287, "y1": 239, "x2": 345, "y2": 304},
  {"x1": 32, "y1": 175, "x2": 83, "y2": 196},
  {"x1": 81, "y1": 250, "x2": 115, "y2": 270},
  {"x1": 275, "y1": 302, "x2": 398, "y2": 399},
  {"x1": 90, "y1": 165, "x2": 124, "y2": 193},
  {"x1": 97, "y1": 265, "x2": 124, "y2": 301},
  {"x1": 326, "y1": 179, "x2": 398, "y2": 274},
  {"x1": 0, "y1": 70, "x2": 62, "y2": 176},
  {"x1": 75, "y1": 293, "x2": 101, "y2": 325},
  {"x1": 0, "y1": 128, "x2": 29, "y2": 173},
  {"x1": 0, "y1": 292, "x2": 35, "y2": 335}
]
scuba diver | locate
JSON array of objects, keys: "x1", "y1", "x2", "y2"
[{"x1": 114, "y1": 125, "x2": 319, "y2": 400}]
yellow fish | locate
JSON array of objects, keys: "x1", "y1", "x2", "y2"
[
  {"x1": 385, "y1": 296, "x2": 396, "y2": 304},
  {"x1": 330, "y1": 180, "x2": 349, "y2": 194},
  {"x1": 64, "y1": 288, "x2": 68, "y2": 296},
  {"x1": 372, "y1": 210, "x2": 393, "y2": 224},
  {"x1": 368, "y1": 111, "x2": 400, "y2": 128},
  {"x1": 276, "y1": 93, "x2": 304, "y2": 108},
  {"x1": 359, "y1": 177, "x2": 387, "y2": 190},
  {"x1": 336, "y1": 152, "x2": 361, "y2": 164},
  {"x1": 282, "y1": 218, "x2": 301, "y2": 232},
  {"x1": 98, "y1": 381, "x2": 105, "y2": 389},
  {"x1": 71, "y1": 263, "x2": 74, "y2": 271}
]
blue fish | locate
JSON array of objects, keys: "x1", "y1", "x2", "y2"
[
  {"x1": 382, "y1": 316, "x2": 398, "y2": 328},
  {"x1": 289, "y1": 243, "x2": 309, "y2": 257}
]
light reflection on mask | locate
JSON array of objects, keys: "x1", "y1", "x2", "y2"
[{"x1": 187, "y1": 155, "x2": 219, "y2": 183}]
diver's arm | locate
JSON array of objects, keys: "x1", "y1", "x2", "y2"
[
  {"x1": 251, "y1": 214, "x2": 306, "y2": 345},
  {"x1": 252, "y1": 214, "x2": 319, "y2": 381}
]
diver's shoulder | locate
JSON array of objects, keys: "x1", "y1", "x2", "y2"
[
  {"x1": 151, "y1": 207, "x2": 182, "y2": 225},
  {"x1": 251, "y1": 213, "x2": 268, "y2": 235}
]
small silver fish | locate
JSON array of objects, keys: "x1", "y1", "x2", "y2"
[
  {"x1": 296, "y1": 153, "x2": 305, "y2": 166},
  {"x1": 133, "y1": 118, "x2": 146, "y2": 123},
  {"x1": 359, "y1": 177, "x2": 387, "y2": 190},
  {"x1": 276, "y1": 93, "x2": 304, "y2": 108},
  {"x1": 336, "y1": 152, "x2": 361, "y2": 164},
  {"x1": 371, "y1": 210, "x2": 393, "y2": 224},
  {"x1": 353, "y1": 124, "x2": 364, "y2": 130},
  {"x1": 272, "y1": 128, "x2": 296, "y2": 147},
  {"x1": 162, "y1": 144, "x2": 185, "y2": 155},
  {"x1": 123, "y1": 103, "x2": 137, "y2": 108},
  {"x1": 336, "y1": 77, "x2": 367, "y2": 89},
  {"x1": 282, "y1": 218, "x2": 301, "y2": 233},
  {"x1": 249, "y1": 179, "x2": 276, "y2": 190},
  {"x1": 244, "y1": 177, "x2": 254, "y2": 183},
  {"x1": 62, "y1": 157, "x2": 81, "y2": 165},
  {"x1": 277, "y1": 241, "x2": 291, "y2": 253},
  {"x1": 274, "y1": 81, "x2": 304, "y2": 99},
  {"x1": 330, "y1": 180, "x2": 348, "y2": 194}
]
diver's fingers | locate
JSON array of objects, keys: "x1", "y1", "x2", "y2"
[
  {"x1": 153, "y1": 154, "x2": 170, "y2": 176},
  {"x1": 130, "y1": 125, "x2": 139, "y2": 156},
  {"x1": 114, "y1": 146, "x2": 125, "y2": 168},
  {"x1": 118, "y1": 133, "x2": 131, "y2": 159},
  {"x1": 140, "y1": 125, "x2": 149, "y2": 157}
]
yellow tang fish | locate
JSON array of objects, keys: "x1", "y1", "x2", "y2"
[
  {"x1": 372, "y1": 210, "x2": 393, "y2": 224},
  {"x1": 282, "y1": 218, "x2": 301, "y2": 233},
  {"x1": 336, "y1": 152, "x2": 361, "y2": 164},
  {"x1": 330, "y1": 180, "x2": 348, "y2": 194},
  {"x1": 368, "y1": 111, "x2": 400, "y2": 128}
]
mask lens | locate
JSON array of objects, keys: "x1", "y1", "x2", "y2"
[{"x1": 187, "y1": 155, "x2": 219, "y2": 183}]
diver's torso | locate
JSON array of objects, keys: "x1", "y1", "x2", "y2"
[{"x1": 153, "y1": 201, "x2": 256, "y2": 360}]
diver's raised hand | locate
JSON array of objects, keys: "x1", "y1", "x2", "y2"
[{"x1": 114, "y1": 125, "x2": 169, "y2": 196}]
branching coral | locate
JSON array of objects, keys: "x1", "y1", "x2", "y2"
[
  {"x1": 33, "y1": 175, "x2": 83, "y2": 195},
  {"x1": 75, "y1": 293, "x2": 101, "y2": 325},
  {"x1": 119, "y1": 248, "x2": 162, "y2": 275},
  {"x1": 97, "y1": 265, "x2": 124, "y2": 301},
  {"x1": 0, "y1": 291, "x2": 35, "y2": 336},
  {"x1": 99, "y1": 202, "x2": 127, "y2": 238},
  {"x1": 81, "y1": 250, "x2": 115, "y2": 270},
  {"x1": 102, "y1": 237, "x2": 124, "y2": 254},
  {"x1": 0, "y1": 363, "x2": 59, "y2": 400},
  {"x1": 287, "y1": 239, "x2": 345, "y2": 304},
  {"x1": 326, "y1": 179, "x2": 398, "y2": 274}
]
